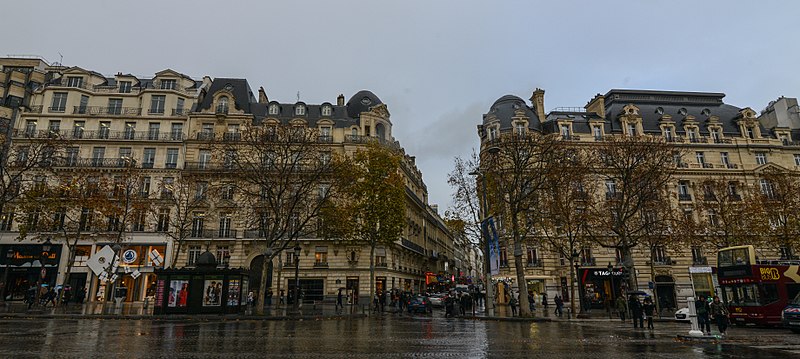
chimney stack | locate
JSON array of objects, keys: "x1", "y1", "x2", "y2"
[
  {"x1": 530, "y1": 88, "x2": 546, "y2": 121},
  {"x1": 258, "y1": 87, "x2": 268, "y2": 104},
  {"x1": 337, "y1": 94, "x2": 345, "y2": 106}
]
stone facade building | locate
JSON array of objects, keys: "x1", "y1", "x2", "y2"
[
  {"x1": 0, "y1": 58, "x2": 456, "y2": 305},
  {"x1": 479, "y1": 89, "x2": 800, "y2": 313}
]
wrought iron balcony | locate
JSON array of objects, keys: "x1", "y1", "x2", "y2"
[
  {"x1": 188, "y1": 228, "x2": 237, "y2": 239},
  {"x1": 171, "y1": 108, "x2": 190, "y2": 116},
  {"x1": 196, "y1": 132, "x2": 215, "y2": 141},
  {"x1": 317, "y1": 135, "x2": 333, "y2": 143},
  {"x1": 222, "y1": 132, "x2": 241, "y2": 142},
  {"x1": 53, "y1": 157, "x2": 139, "y2": 168},
  {"x1": 678, "y1": 194, "x2": 692, "y2": 201},
  {"x1": 71, "y1": 106, "x2": 142, "y2": 116},
  {"x1": 314, "y1": 262, "x2": 330, "y2": 268}
]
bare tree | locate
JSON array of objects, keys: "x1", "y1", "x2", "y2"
[
  {"x1": 537, "y1": 146, "x2": 594, "y2": 316},
  {"x1": 219, "y1": 122, "x2": 341, "y2": 315},
  {"x1": 483, "y1": 132, "x2": 562, "y2": 316},
  {"x1": 152, "y1": 174, "x2": 209, "y2": 268},
  {"x1": 325, "y1": 142, "x2": 406, "y2": 315},
  {"x1": 584, "y1": 136, "x2": 678, "y2": 290},
  {"x1": 689, "y1": 176, "x2": 765, "y2": 250},
  {"x1": 17, "y1": 172, "x2": 111, "y2": 305},
  {"x1": 756, "y1": 168, "x2": 800, "y2": 257}
]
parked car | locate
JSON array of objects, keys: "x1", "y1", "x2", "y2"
[
  {"x1": 674, "y1": 307, "x2": 690, "y2": 322},
  {"x1": 782, "y1": 292, "x2": 800, "y2": 333},
  {"x1": 429, "y1": 293, "x2": 446, "y2": 307},
  {"x1": 407, "y1": 295, "x2": 432, "y2": 314}
]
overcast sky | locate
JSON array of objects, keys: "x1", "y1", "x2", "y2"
[{"x1": 5, "y1": 0, "x2": 800, "y2": 211}]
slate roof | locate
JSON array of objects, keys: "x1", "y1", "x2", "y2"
[
  {"x1": 601, "y1": 89, "x2": 760, "y2": 136},
  {"x1": 196, "y1": 78, "x2": 256, "y2": 113},
  {"x1": 482, "y1": 95, "x2": 540, "y2": 130}
]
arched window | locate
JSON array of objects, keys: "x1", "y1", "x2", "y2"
[
  {"x1": 268, "y1": 104, "x2": 279, "y2": 115},
  {"x1": 216, "y1": 96, "x2": 229, "y2": 114},
  {"x1": 322, "y1": 105, "x2": 332, "y2": 116},
  {"x1": 295, "y1": 104, "x2": 305, "y2": 116},
  {"x1": 376, "y1": 123, "x2": 386, "y2": 139}
]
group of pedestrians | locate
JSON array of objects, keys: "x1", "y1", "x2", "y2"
[
  {"x1": 695, "y1": 295, "x2": 729, "y2": 336},
  {"x1": 25, "y1": 285, "x2": 86, "y2": 309},
  {"x1": 624, "y1": 295, "x2": 655, "y2": 329}
]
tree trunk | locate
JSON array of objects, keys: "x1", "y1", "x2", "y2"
[
  {"x1": 255, "y1": 253, "x2": 270, "y2": 315},
  {"x1": 511, "y1": 216, "x2": 529, "y2": 316},
  {"x1": 569, "y1": 258, "x2": 576, "y2": 318},
  {"x1": 650, "y1": 254, "x2": 661, "y2": 318},
  {"x1": 170, "y1": 237, "x2": 184, "y2": 269},
  {"x1": 369, "y1": 242, "x2": 375, "y2": 316},
  {"x1": 56, "y1": 236, "x2": 79, "y2": 307}
]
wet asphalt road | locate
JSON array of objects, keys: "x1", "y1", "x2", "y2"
[{"x1": 0, "y1": 315, "x2": 797, "y2": 358}]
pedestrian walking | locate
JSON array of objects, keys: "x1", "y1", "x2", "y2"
[
  {"x1": 336, "y1": 289, "x2": 344, "y2": 312},
  {"x1": 445, "y1": 293, "x2": 455, "y2": 318},
  {"x1": 528, "y1": 292, "x2": 536, "y2": 312},
  {"x1": 710, "y1": 295, "x2": 729, "y2": 336},
  {"x1": 554, "y1": 295, "x2": 564, "y2": 317},
  {"x1": 509, "y1": 292, "x2": 518, "y2": 317},
  {"x1": 642, "y1": 297, "x2": 655, "y2": 330},
  {"x1": 542, "y1": 293, "x2": 548, "y2": 310},
  {"x1": 279, "y1": 290, "x2": 285, "y2": 305},
  {"x1": 615, "y1": 296, "x2": 627, "y2": 322},
  {"x1": 628, "y1": 295, "x2": 643, "y2": 329},
  {"x1": 695, "y1": 295, "x2": 711, "y2": 335}
]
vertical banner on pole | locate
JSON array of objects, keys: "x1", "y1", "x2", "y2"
[{"x1": 483, "y1": 217, "x2": 500, "y2": 276}]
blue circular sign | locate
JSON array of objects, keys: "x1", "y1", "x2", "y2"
[{"x1": 122, "y1": 249, "x2": 137, "y2": 264}]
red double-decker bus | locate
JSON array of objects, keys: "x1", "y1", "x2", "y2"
[{"x1": 717, "y1": 245, "x2": 800, "y2": 326}]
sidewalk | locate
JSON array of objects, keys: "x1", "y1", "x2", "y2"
[{"x1": 0, "y1": 301, "x2": 368, "y2": 320}]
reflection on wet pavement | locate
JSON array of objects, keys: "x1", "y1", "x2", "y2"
[{"x1": 0, "y1": 316, "x2": 789, "y2": 358}]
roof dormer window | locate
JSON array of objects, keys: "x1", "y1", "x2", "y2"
[
  {"x1": 160, "y1": 79, "x2": 177, "y2": 90},
  {"x1": 216, "y1": 96, "x2": 229, "y2": 114},
  {"x1": 295, "y1": 104, "x2": 306, "y2": 116},
  {"x1": 66, "y1": 76, "x2": 83, "y2": 88},
  {"x1": 322, "y1": 105, "x2": 332, "y2": 116},
  {"x1": 269, "y1": 104, "x2": 279, "y2": 115}
]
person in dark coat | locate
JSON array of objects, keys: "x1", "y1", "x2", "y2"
[
  {"x1": 642, "y1": 297, "x2": 655, "y2": 329},
  {"x1": 695, "y1": 295, "x2": 711, "y2": 335},
  {"x1": 628, "y1": 295, "x2": 643, "y2": 329}
]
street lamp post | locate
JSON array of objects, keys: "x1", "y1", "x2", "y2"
[
  {"x1": 291, "y1": 244, "x2": 301, "y2": 316},
  {"x1": 470, "y1": 170, "x2": 496, "y2": 317},
  {"x1": 572, "y1": 250, "x2": 583, "y2": 316},
  {"x1": 264, "y1": 247, "x2": 273, "y2": 310},
  {"x1": 607, "y1": 262, "x2": 615, "y2": 319},
  {"x1": 2, "y1": 249, "x2": 14, "y2": 301},
  {"x1": 35, "y1": 238, "x2": 53, "y2": 307}
]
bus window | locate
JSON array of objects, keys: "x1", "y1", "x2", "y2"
[
  {"x1": 760, "y1": 284, "x2": 779, "y2": 305},
  {"x1": 723, "y1": 284, "x2": 760, "y2": 306},
  {"x1": 718, "y1": 246, "x2": 753, "y2": 267}
]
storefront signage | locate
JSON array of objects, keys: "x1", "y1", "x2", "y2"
[
  {"x1": 154, "y1": 280, "x2": 165, "y2": 308},
  {"x1": 689, "y1": 266, "x2": 712, "y2": 274},
  {"x1": 122, "y1": 249, "x2": 137, "y2": 264},
  {"x1": 0, "y1": 244, "x2": 61, "y2": 266},
  {"x1": 759, "y1": 267, "x2": 780, "y2": 281},
  {"x1": 591, "y1": 269, "x2": 623, "y2": 277}
]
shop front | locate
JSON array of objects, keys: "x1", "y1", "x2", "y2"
[
  {"x1": 0, "y1": 244, "x2": 61, "y2": 301},
  {"x1": 154, "y1": 252, "x2": 248, "y2": 315},
  {"x1": 92, "y1": 243, "x2": 166, "y2": 303},
  {"x1": 579, "y1": 267, "x2": 624, "y2": 310}
]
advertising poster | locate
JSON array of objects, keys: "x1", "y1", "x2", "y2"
[
  {"x1": 483, "y1": 217, "x2": 501, "y2": 276},
  {"x1": 203, "y1": 277, "x2": 223, "y2": 307},
  {"x1": 241, "y1": 278, "x2": 249, "y2": 306},
  {"x1": 154, "y1": 280, "x2": 165, "y2": 308},
  {"x1": 227, "y1": 278, "x2": 241, "y2": 306},
  {"x1": 169, "y1": 279, "x2": 189, "y2": 308}
]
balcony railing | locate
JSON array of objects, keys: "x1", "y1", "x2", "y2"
[
  {"x1": 222, "y1": 132, "x2": 241, "y2": 142},
  {"x1": 184, "y1": 161, "x2": 236, "y2": 171},
  {"x1": 72, "y1": 106, "x2": 143, "y2": 116},
  {"x1": 526, "y1": 260, "x2": 543, "y2": 268},
  {"x1": 317, "y1": 135, "x2": 333, "y2": 143},
  {"x1": 678, "y1": 194, "x2": 692, "y2": 201},
  {"x1": 196, "y1": 132, "x2": 215, "y2": 141},
  {"x1": 188, "y1": 229, "x2": 237, "y2": 239},
  {"x1": 314, "y1": 262, "x2": 329, "y2": 268},
  {"x1": 171, "y1": 108, "x2": 190, "y2": 116},
  {"x1": 53, "y1": 157, "x2": 139, "y2": 168},
  {"x1": 16, "y1": 129, "x2": 182, "y2": 141}
]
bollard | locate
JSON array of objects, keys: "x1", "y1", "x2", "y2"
[{"x1": 687, "y1": 296, "x2": 704, "y2": 337}]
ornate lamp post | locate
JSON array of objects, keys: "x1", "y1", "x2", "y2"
[
  {"x1": 35, "y1": 238, "x2": 53, "y2": 307},
  {"x1": 572, "y1": 250, "x2": 583, "y2": 316},
  {"x1": 3, "y1": 248, "x2": 14, "y2": 301},
  {"x1": 291, "y1": 244, "x2": 302, "y2": 316},
  {"x1": 264, "y1": 247, "x2": 273, "y2": 308}
]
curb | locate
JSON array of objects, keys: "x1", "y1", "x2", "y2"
[{"x1": 0, "y1": 313, "x2": 368, "y2": 321}]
